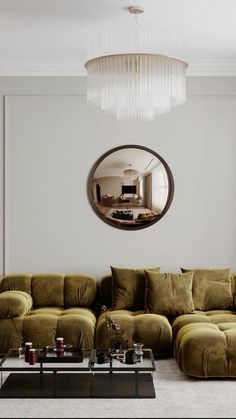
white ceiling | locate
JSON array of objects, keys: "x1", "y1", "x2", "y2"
[
  {"x1": 94, "y1": 148, "x2": 162, "y2": 179},
  {"x1": 0, "y1": 0, "x2": 236, "y2": 76}
]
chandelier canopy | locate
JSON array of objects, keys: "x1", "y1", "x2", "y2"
[{"x1": 85, "y1": 6, "x2": 188, "y2": 122}]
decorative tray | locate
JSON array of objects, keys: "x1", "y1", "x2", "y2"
[{"x1": 36, "y1": 345, "x2": 83, "y2": 363}]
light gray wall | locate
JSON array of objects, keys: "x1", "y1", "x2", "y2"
[
  {"x1": 0, "y1": 77, "x2": 236, "y2": 278},
  {"x1": 96, "y1": 176, "x2": 123, "y2": 200}
]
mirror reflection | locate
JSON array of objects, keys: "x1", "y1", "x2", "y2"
[{"x1": 88, "y1": 145, "x2": 174, "y2": 230}]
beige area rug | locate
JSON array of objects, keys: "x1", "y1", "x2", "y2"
[{"x1": 1, "y1": 358, "x2": 236, "y2": 418}]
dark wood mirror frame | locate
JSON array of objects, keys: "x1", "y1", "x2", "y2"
[{"x1": 87, "y1": 144, "x2": 174, "y2": 230}]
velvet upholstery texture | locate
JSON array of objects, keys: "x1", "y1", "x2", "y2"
[
  {"x1": 145, "y1": 271, "x2": 194, "y2": 316},
  {"x1": 0, "y1": 291, "x2": 33, "y2": 317},
  {"x1": 32, "y1": 274, "x2": 64, "y2": 307},
  {"x1": 230, "y1": 272, "x2": 236, "y2": 307},
  {"x1": 174, "y1": 321, "x2": 236, "y2": 377},
  {"x1": 96, "y1": 309, "x2": 172, "y2": 357},
  {"x1": 172, "y1": 310, "x2": 236, "y2": 337},
  {"x1": 0, "y1": 317, "x2": 24, "y2": 355},
  {"x1": 0, "y1": 274, "x2": 32, "y2": 295},
  {"x1": 64, "y1": 274, "x2": 97, "y2": 307},
  {"x1": 98, "y1": 274, "x2": 112, "y2": 307},
  {"x1": 2, "y1": 269, "x2": 236, "y2": 377},
  {"x1": 111, "y1": 266, "x2": 160, "y2": 310},
  {"x1": 181, "y1": 268, "x2": 232, "y2": 310},
  {"x1": 23, "y1": 308, "x2": 96, "y2": 349},
  {"x1": 0, "y1": 273, "x2": 97, "y2": 354}
]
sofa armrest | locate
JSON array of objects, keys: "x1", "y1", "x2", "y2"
[{"x1": 0, "y1": 291, "x2": 33, "y2": 318}]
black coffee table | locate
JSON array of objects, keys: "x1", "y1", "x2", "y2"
[{"x1": 0, "y1": 348, "x2": 156, "y2": 398}]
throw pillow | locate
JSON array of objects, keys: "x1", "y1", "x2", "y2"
[
  {"x1": 110, "y1": 266, "x2": 160, "y2": 310},
  {"x1": 145, "y1": 271, "x2": 194, "y2": 316},
  {"x1": 181, "y1": 268, "x2": 233, "y2": 311}
]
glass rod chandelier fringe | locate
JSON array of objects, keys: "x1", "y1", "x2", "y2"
[
  {"x1": 85, "y1": 6, "x2": 187, "y2": 122},
  {"x1": 85, "y1": 53, "x2": 187, "y2": 121}
]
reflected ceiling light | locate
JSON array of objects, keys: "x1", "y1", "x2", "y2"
[
  {"x1": 123, "y1": 164, "x2": 138, "y2": 178},
  {"x1": 85, "y1": 6, "x2": 188, "y2": 122}
]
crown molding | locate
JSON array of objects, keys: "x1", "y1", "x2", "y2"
[
  {"x1": 0, "y1": 60, "x2": 86, "y2": 76},
  {"x1": 0, "y1": 59, "x2": 236, "y2": 77},
  {"x1": 187, "y1": 60, "x2": 236, "y2": 76}
]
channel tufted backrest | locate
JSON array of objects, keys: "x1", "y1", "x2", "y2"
[
  {"x1": 0, "y1": 273, "x2": 97, "y2": 308},
  {"x1": 64, "y1": 274, "x2": 97, "y2": 307},
  {"x1": 0, "y1": 274, "x2": 32, "y2": 295},
  {"x1": 31, "y1": 274, "x2": 64, "y2": 307}
]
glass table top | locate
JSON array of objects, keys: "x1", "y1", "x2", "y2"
[{"x1": 0, "y1": 348, "x2": 155, "y2": 373}]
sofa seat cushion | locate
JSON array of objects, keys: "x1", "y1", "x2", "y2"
[
  {"x1": 57, "y1": 313, "x2": 96, "y2": 349},
  {"x1": 96, "y1": 309, "x2": 172, "y2": 357},
  {"x1": 29, "y1": 307, "x2": 96, "y2": 321},
  {"x1": 61, "y1": 308, "x2": 96, "y2": 323},
  {"x1": 0, "y1": 317, "x2": 24, "y2": 356},
  {"x1": 29, "y1": 307, "x2": 64, "y2": 316},
  {"x1": 172, "y1": 310, "x2": 236, "y2": 337},
  {"x1": 22, "y1": 307, "x2": 96, "y2": 351},
  {"x1": 0, "y1": 291, "x2": 33, "y2": 317},
  {"x1": 23, "y1": 314, "x2": 59, "y2": 347},
  {"x1": 174, "y1": 322, "x2": 236, "y2": 377}
]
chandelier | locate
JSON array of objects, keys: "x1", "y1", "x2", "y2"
[
  {"x1": 85, "y1": 6, "x2": 188, "y2": 122},
  {"x1": 123, "y1": 164, "x2": 138, "y2": 178}
]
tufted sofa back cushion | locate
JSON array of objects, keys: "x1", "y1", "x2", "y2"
[
  {"x1": 31, "y1": 274, "x2": 64, "y2": 307},
  {"x1": 0, "y1": 273, "x2": 97, "y2": 308},
  {"x1": 64, "y1": 274, "x2": 97, "y2": 307},
  {"x1": 0, "y1": 274, "x2": 32, "y2": 295}
]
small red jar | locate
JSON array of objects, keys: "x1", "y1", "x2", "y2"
[
  {"x1": 56, "y1": 337, "x2": 64, "y2": 349},
  {"x1": 29, "y1": 348, "x2": 36, "y2": 365},
  {"x1": 24, "y1": 342, "x2": 33, "y2": 362},
  {"x1": 55, "y1": 348, "x2": 64, "y2": 357}
]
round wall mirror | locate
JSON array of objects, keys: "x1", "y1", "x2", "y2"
[{"x1": 88, "y1": 145, "x2": 174, "y2": 230}]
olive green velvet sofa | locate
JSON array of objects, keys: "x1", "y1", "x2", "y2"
[
  {"x1": 96, "y1": 268, "x2": 236, "y2": 378},
  {"x1": 172, "y1": 270, "x2": 236, "y2": 377},
  {"x1": 0, "y1": 270, "x2": 173, "y2": 358},
  {"x1": 96, "y1": 273, "x2": 173, "y2": 357},
  {"x1": 1, "y1": 268, "x2": 236, "y2": 379},
  {"x1": 0, "y1": 273, "x2": 97, "y2": 355}
]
